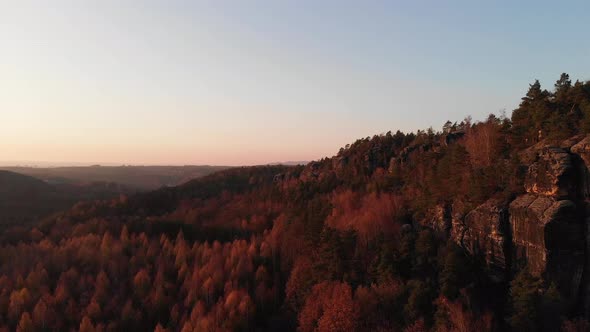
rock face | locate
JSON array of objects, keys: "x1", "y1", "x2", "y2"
[
  {"x1": 422, "y1": 136, "x2": 590, "y2": 313},
  {"x1": 417, "y1": 204, "x2": 451, "y2": 237},
  {"x1": 572, "y1": 136, "x2": 590, "y2": 164},
  {"x1": 446, "y1": 199, "x2": 510, "y2": 278},
  {"x1": 572, "y1": 136, "x2": 590, "y2": 198},
  {"x1": 452, "y1": 199, "x2": 510, "y2": 277},
  {"x1": 524, "y1": 147, "x2": 577, "y2": 199},
  {"x1": 510, "y1": 146, "x2": 587, "y2": 305},
  {"x1": 571, "y1": 136, "x2": 590, "y2": 315},
  {"x1": 510, "y1": 194, "x2": 584, "y2": 294}
]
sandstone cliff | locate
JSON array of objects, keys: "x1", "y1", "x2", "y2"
[
  {"x1": 511, "y1": 143, "x2": 588, "y2": 309},
  {"x1": 452, "y1": 199, "x2": 510, "y2": 280},
  {"x1": 415, "y1": 135, "x2": 590, "y2": 313}
]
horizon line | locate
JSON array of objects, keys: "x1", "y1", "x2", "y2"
[{"x1": 0, "y1": 160, "x2": 309, "y2": 168}]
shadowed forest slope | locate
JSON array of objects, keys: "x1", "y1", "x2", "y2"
[
  {"x1": 1, "y1": 165, "x2": 230, "y2": 191},
  {"x1": 0, "y1": 170, "x2": 134, "y2": 232}
]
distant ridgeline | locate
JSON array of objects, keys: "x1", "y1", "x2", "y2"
[
  {"x1": 1, "y1": 165, "x2": 230, "y2": 191},
  {"x1": 1, "y1": 73, "x2": 590, "y2": 331}
]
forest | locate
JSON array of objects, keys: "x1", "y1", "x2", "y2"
[{"x1": 1, "y1": 73, "x2": 590, "y2": 331}]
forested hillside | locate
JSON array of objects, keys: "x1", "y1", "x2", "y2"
[
  {"x1": 1, "y1": 73, "x2": 590, "y2": 331},
  {"x1": 1, "y1": 165, "x2": 230, "y2": 191},
  {"x1": 0, "y1": 170, "x2": 133, "y2": 234}
]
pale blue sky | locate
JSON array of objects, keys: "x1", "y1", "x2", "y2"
[{"x1": 1, "y1": 1, "x2": 589, "y2": 165}]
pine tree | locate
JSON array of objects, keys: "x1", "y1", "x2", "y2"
[
  {"x1": 555, "y1": 73, "x2": 572, "y2": 98},
  {"x1": 511, "y1": 80, "x2": 551, "y2": 145}
]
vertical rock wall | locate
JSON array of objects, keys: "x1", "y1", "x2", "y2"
[
  {"x1": 411, "y1": 136, "x2": 590, "y2": 314},
  {"x1": 451, "y1": 199, "x2": 510, "y2": 280},
  {"x1": 444, "y1": 137, "x2": 590, "y2": 313},
  {"x1": 571, "y1": 137, "x2": 590, "y2": 315},
  {"x1": 510, "y1": 146, "x2": 587, "y2": 307}
]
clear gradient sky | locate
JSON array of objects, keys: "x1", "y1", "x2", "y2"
[{"x1": 1, "y1": 1, "x2": 589, "y2": 166}]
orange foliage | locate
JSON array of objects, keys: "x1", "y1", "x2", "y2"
[
  {"x1": 436, "y1": 296, "x2": 493, "y2": 332},
  {"x1": 463, "y1": 117, "x2": 503, "y2": 168},
  {"x1": 298, "y1": 281, "x2": 358, "y2": 332},
  {"x1": 285, "y1": 257, "x2": 314, "y2": 310},
  {"x1": 16, "y1": 312, "x2": 33, "y2": 332},
  {"x1": 326, "y1": 190, "x2": 403, "y2": 241}
]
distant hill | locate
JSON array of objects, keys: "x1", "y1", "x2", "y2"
[
  {"x1": 0, "y1": 165, "x2": 231, "y2": 230},
  {"x1": 0, "y1": 169, "x2": 53, "y2": 197},
  {"x1": 0, "y1": 170, "x2": 134, "y2": 229},
  {"x1": 268, "y1": 160, "x2": 309, "y2": 166},
  {"x1": 0, "y1": 170, "x2": 57, "y2": 220},
  {"x1": 0, "y1": 170, "x2": 65, "y2": 227},
  {"x1": 1, "y1": 165, "x2": 230, "y2": 190}
]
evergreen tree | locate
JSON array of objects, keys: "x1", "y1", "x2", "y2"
[
  {"x1": 509, "y1": 269, "x2": 542, "y2": 332},
  {"x1": 555, "y1": 73, "x2": 572, "y2": 98},
  {"x1": 439, "y1": 243, "x2": 468, "y2": 300},
  {"x1": 403, "y1": 280, "x2": 435, "y2": 325},
  {"x1": 540, "y1": 283, "x2": 564, "y2": 332},
  {"x1": 414, "y1": 229, "x2": 437, "y2": 278},
  {"x1": 376, "y1": 241, "x2": 396, "y2": 283},
  {"x1": 511, "y1": 80, "x2": 551, "y2": 145}
]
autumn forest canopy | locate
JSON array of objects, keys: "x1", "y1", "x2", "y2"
[{"x1": 3, "y1": 73, "x2": 590, "y2": 332}]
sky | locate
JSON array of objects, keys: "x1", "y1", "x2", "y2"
[{"x1": 1, "y1": 1, "x2": 589, "y2": 166}]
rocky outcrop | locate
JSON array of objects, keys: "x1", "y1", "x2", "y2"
[
  {"x1": 524, "y1": 147, "x2": 577, "y2": 199},
  {"x1": 572, "y1": 137, "x2": 590, "y2": 198},
  {"x1": 571, "y1": 136, "x2": 590, "y2": 315},
  {"x1": 412, "y1": 135, "x2": 590, "y2": 312},
  {"x1": 510, "y1": 145, "x2": 588, "y2": 307},
  {"x1": 417, "y1": 204, "x2": 451, "y2": 237},
  {"x1": 510, "y1": 195, "x2": 583, "y2": 269},
  {"x1": 446, "y1": 199, "x2": 511, "y2": 280},
  {"x1": 572, "y1": 136, "x2": 590, "y2": 164},
  {"x1": 396, "y1": 142, "x2": 440, "y2": 166},
  {"x1": 452, "y1": 199, "x2": 510, "y2": 278},
  {"x1": 299, "y1": 161, "x2": 323, "y2": 182}
]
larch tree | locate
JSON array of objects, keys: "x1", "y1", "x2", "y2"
[
  {"x1": 79, "y1": 316, "x2": 95, "y2": 332},
  {"x1": 16, "y1": 312, "x2": 34, "y2": 332}
]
